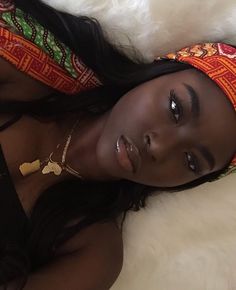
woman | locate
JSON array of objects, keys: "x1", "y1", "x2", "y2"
[{"x1": 0, "y1": 0, "x2": 235, "y2": 289}]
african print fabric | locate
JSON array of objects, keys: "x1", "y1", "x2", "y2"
[
  {"x1": 0, "y1": 0, "x2": 101, "y2": 93},
  {"x1": 157, "y1": 43, "x2": 236, "y2": 176}
]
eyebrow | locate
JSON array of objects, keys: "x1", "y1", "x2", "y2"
[
  {"x1": 181, "y1": 84, "x2": 215, "y2": 171},
  {"x1": 183, "y1": 83, "x2": 200, "y2": 118},
  {"x1": 196, "y1": 144, "x2": 215, "y2": 171}
]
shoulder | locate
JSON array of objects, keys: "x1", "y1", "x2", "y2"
[
  {"x1": 0, "y1": 56, "x2": 54, "y2": 101},
  {"x1": 57, "y1": 219, "x2": 123, "y2": 255},
  {"x1": 13, "y1": 220, "x2": 123, "y2": 290},
  {"x1": 55, "y1": 220, "x2": 124, "y2": 288}
]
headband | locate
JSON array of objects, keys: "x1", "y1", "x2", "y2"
[
  {"x1": 157, "y1": 43, "x2": 236, "y2": 177},
  {"x1": 0, "y1": 3, "x2": 101, "y2": 94}
]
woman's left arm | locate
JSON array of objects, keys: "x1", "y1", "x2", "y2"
[{"x1": 6, "y1": 221, "x2": 123, "y2": 290}]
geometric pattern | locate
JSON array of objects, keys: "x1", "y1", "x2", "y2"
[{"x1": 0, "y1": 2, "x2": 101, "y2": 94}]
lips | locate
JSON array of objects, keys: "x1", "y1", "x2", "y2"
[{"x1": 116, "y1": 135, "x2": 141, "y2": 173}]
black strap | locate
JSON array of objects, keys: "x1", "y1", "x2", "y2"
[
  {"x1": 0, "y1": 145, "x2": 30, "y2": 242},
  {"x1": 0, "y1": 115, "x2": 22, "y2": 132}
]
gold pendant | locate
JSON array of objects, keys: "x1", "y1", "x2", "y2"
[
  {"x1": 19, "y1": 159, "x2": 41, "y2": 177},
  {"x1": 42, "y1": 161, "x2": 62, "y2": 176}
]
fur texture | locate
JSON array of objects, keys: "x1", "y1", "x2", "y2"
[
  {"x1": 42, "y1": 0, "x2": 236, "y2": 61},
  {"x1": 111, "y1": 175, "x2": 236, "y2": 290}
]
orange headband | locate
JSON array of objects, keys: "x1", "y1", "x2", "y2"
[{"x1": 157, "y1": 43, "x2": 236, "y2": 176}]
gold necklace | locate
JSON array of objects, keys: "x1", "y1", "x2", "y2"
[{"x1": 19, "y1": 119, "x2": 82, "y2": 179}]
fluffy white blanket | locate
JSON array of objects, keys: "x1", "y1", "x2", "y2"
[
  {"x1": 41, "y1": 0, "x2": 236, "y2": 289},
  {"x1": 42, "y1": 0, "x2": 236, "y2": 61},
  {"x1": 112, "y1": 175, "x2": 236, "y2": 290}
]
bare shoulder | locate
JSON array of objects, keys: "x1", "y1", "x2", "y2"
[
  {"x1": 52, "y1": 220, "x2": 124, "y2": 289},
  {"x1": 57, "y1": 220, "x2": 123, "y2": 255},
  {"x1": 56, "y1": 219, "x2": 123, "y2": 268}
]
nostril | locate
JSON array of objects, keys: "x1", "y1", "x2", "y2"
[
  {"x1": 144, "y1": 134, "x2": 156, "y2": 161},
  {"x1": 144, "y1": 134, "x2": 151, "y2": 146}
]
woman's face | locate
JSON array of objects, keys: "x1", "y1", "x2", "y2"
[{"x1": 96, "y1": 69, "x2": 236, "y2": 187}]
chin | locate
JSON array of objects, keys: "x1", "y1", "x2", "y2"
[{"x1": 96, "y1": 135, "x2": 118, "y2": 178}]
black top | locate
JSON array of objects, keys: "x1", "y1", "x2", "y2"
[{"x1": 0, "y1": 115, "x2": 29, "y2": 242}]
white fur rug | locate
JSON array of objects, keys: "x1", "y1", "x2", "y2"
[
  {"x1": 41, "y1": 0, "x2": 236, "y2": 289},
  {"x1": 42, "y1": 0, "x2": 236, "y2": 61},
  {"x1": 111, "y1": 175, "x2": 236, "y2": 290}
]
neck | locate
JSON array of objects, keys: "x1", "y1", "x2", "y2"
[{"x1": 64, "y1": 112, "x2": 115, "y2": 181}]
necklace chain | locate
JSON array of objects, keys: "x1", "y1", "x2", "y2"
[
  {"x1": 19, "y1": 119, "x2": 82, "y2": 179},
  {"x1": 48, "y1": 119, "x2": 82, "y2": 178}
]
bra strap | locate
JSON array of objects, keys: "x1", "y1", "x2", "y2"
[
  {"x1": 0, "y1": 144, "x2": 30, "y2": 242},
  {"x1": 0, "y1": 115, "x2": 22, "y2": 132}
]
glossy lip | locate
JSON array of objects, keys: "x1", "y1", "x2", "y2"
[{"x1": 116, "y1": 135, "x2": 141, "y2": 173}]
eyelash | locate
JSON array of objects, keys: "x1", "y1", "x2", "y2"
[
  {"x1": 169, "y1": 90, "x2": 183, "y2": 123},
  {"x1": 185, "y1": 152, "x2": 200, "y2": 174},
  {"x1": 168, "y1": 91, "x2": 200, "y2": 174}
]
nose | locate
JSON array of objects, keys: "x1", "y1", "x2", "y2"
[{"x1": 144, "y1": 129, "x2": 187, "y2": 162}]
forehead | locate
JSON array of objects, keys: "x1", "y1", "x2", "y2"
[{"x1": 168, "y1": 69, "x2": 234, "y2": 108}]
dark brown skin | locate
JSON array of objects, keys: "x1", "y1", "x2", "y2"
[
  {"x1": 68, "y1": 69, "x2": 236, "y2": 187},
  {"x1": 0, "y1": 57, "x2": 123, "y2": 290},
  {"x1": 0, "y1": 56, "x2": 236, "y2": 289}
]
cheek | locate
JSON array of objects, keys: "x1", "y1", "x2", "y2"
[{"x1": 101, "y1": 96, "x2": 158, "y2": 140}]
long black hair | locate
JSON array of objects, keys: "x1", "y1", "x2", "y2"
[{"x1": 0, "y1": 0, "x2": 225, "y2": 287}]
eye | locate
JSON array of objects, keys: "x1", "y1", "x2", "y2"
[
  {"x1": 185, "y1": 152, "x2": 200, "y2": 174},
  {"x1": 169, "y1": 90, "x2": 183, "y2": 123}
]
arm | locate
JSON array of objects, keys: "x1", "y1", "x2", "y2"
[
  {"x1": 7, "y1": 221, "x2": 123, "y2": 290},
  {"x1": 0, "y1": 57, "x2": 54, "y2": 102}
]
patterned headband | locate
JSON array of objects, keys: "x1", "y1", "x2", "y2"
[
  {"x1": 157, "y1": 43, "x2": 236, "y2": 177},
  {"x1": 0, "y1": 2, "x2": 101, "y2": 94}
]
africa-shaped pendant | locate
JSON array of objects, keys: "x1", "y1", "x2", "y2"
[
  {"x1": 42, "y1": 161, "x2": 63, "y2": 176},
  {"x1": 19, "y1": 159, "x2": 41, "y2": 177}
]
